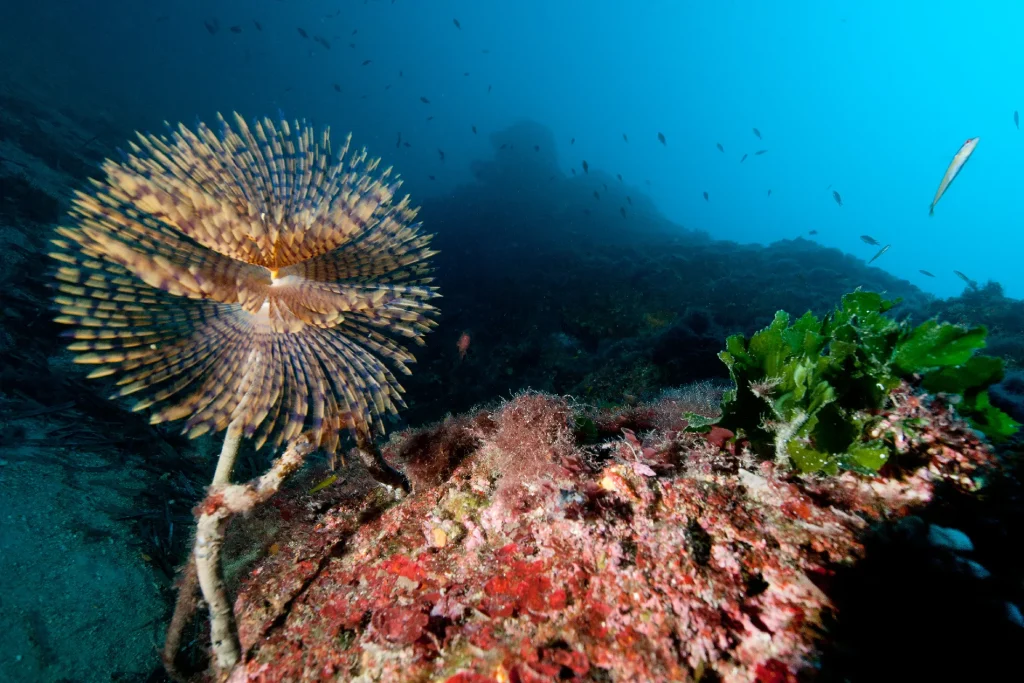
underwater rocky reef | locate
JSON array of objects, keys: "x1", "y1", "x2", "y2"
[
  {"x1": 2, "y1": 81, "x2": 1024, "y2": 683},
  {"x1": 217, "y1": 388, "x2": 1014, "y2": 682}
]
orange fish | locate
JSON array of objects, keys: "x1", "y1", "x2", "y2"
[{"x1": 456, "y1": 332, "x2": 471, "y2": 361}]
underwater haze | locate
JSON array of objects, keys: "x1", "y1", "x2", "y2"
[
  {"x1": 7, "y1": 2, "x2": 1024, "y2": 682},
  {"x1": 1, "y1": 0, "x2": 1021, "y2": 298}
]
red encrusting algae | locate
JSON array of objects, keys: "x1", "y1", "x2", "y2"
[{"x1": 221, "y1": 387, "x2": 993, "y2": 683}]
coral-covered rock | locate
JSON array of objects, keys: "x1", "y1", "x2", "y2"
[{"x1": 223, "y1": 390, "x2": 993, "y2": 683}]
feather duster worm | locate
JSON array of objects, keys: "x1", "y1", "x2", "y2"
[
  {"x1": 50, "y1": 112, "x2": 439, "y2": 453},
  {"x1": 49, "y1": 113, "x2": 439, "y2": 673}
]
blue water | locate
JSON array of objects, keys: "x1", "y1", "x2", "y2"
[{"x1": 3, "y1": 0, "x2": 1021, "y2": 298}]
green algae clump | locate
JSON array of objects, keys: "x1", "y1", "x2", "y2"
[{"x1": 691, "y1": 290, "x2": 1019, "y2": 473}]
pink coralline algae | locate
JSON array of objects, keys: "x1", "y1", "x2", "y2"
[{"x1": 222, "y1": 388, "x2": 993, "y2": 683}]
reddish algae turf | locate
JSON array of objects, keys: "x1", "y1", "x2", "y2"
[{"x1": 223, "y1": 389, "x2": 992, "y2": 683}]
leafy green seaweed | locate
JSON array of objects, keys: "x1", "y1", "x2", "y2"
[{"x1": 692, "y1": 290, "x2": 1019, "y2": 473}]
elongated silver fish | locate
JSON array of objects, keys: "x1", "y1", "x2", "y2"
[
  {"x1": 868, "y1": 244, "x2": 890, "y2": 264},
  {"x1": 929, "y1": 137, "x2": 979, "y2": 215},
  {"x1": 954, "y1": 270, "x2": 978, "y2": 289}
]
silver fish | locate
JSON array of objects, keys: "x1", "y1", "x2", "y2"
[
  {"x1": 930, "y1": 137, "x2": 979, "y2": 215},
  {"x1": 868, "y1": 244, "x2": 890, "y2": 264},
  {"x1": 954, "y1": 270, "x2": 978, "y2": 289}
]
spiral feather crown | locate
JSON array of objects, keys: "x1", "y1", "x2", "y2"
[{"x1": 50, "y1": 113, "x2": 440, "y2": 453}]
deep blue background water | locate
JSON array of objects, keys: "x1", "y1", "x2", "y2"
[{"x1": 3, "y1": 0, "x2": 1021, "y2": 299}]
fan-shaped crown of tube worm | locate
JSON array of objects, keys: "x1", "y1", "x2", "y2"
[{"x1": 50, "y1": 112, "x2": 440, "y2": 454}]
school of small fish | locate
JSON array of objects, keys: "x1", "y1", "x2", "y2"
[{"x1": 191, "y1": 11, "x2": 999, "y2": 290}]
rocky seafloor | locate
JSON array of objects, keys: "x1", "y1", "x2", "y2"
[
  {"x1": 3, "y1": 78, "x2": 1024, "y2": 682},
  {"x1": 201, "y1": 388, "x2": 1020, "y2": 683}
]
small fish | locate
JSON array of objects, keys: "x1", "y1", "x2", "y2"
[
  {"x1": 754, "y1": 149, "x2": 767, "y2": 155},
  {"x1": 860, "y1": 235, "x2": 880, "y2": 246},
  {"x1": 396, "y1": 132, "x2": 401, "y2": 148},
  {"x1": 428, "y1": 175, "x2": 435, "y2": 180},
  {"x1": 297, "y1": 27, "x2": 308, "y2": 38},
  {"x1": 437, "y1": 149, "x2": 445, "y2": 161},
  {"x1": 868, "y1": 244, "x2": 890, "y2": 264},
  {"x1": 384, "y1": 84, "x2": 391, "y2": 90},
  {"x1": 602, "y1": 183, "x2": 607, "y2": 191},
  {"x1": 349, "y1": 43, "x2": 356, "y2": 48},
  {"x1": 582, "y1": 208, "x2": 590, "y2": 215},
  {"x1": 453, "y1": 18, "x2": 461, "y2": 29},
  {"x1": 534, "y1": 145, "x2": 540, "y2": 152},
  {"x1": 500, "y1": 144, "x2": 507, "y2": 149},
  {"x1": 482, "y1": 49, "x2": 490, "y2": 54},
  {"x1": 1015, "y1": 111, "x2": 1019, "y2": 129},
  {"x1": 229, "y1": 25, "x2": 243, "y2": 34},
  {"x1": 254, "y1": 21, "x2": 262, "y2": 31},
  {"x1": 626, "y1": 196, "x2": 632, "y2": 205},
  {"x1": 809, "y1": 230, "x2": 818, "y2": 235},
  {"x1": 716, "y1": 143, "x2": 724, "y2": 152},
  {"x1": 657, "y1": 132, "x2": 666, "y2": 146},
  {"x1": 929, "y1": 137, "x2": 979, "y2": 215},
  {"x1": 399, "y1": 70, "x2": 403, "y2": 77},
  {"x1": 767, "y1": 189, "x2": 772, "y2": 198},
  {"x1": 833, "y1": 190, "x2": 842, "y2": 206},
  {"x1": 582, "y1": 160, "x2": 589, "y2": 174},
  {"x1": 403, "y1": 142, "x2": 411, "y2": 148},
  {"x1": 456, "y1": 331, "x2": 470, "y2": 360},
  {"x1": 333, "y1": 83, "x2": 341, "y2": 92},
  {"x1": 954, "y1": 270, "x2": 978, "y2": 288},
  {"x1": 623, "y1": 133, "x2": 628, "y2": 142},
  {"x1": 919, "y1": 269, "x2": 935, "y2": 277},
  {"x1": 616, "y1": 174, "x2": 622, "y2": 182},
  {"x1": 487, "y1": 84, "x2": 492, "y2": 93},
  {"x1": 571, "y1": 168, "x2": 576, "y2": 176},
  {"x1": 204, "y1": 19, "x2": 220, "y2": 35},
  {"x1": 472, "y1": 125, "x2": 477, "y2": 134},
  {"x1": 570, "y1": 137, "x2": 575, "y2": 145},
  {"x1": 426, "y1": 116, "x2": 434, "y2": 121},
  {"x1": 352, "y1": 29, "x2": 358, "y2": 35},
  {"x1": 620, "y1": 207, "x2": 626, "y2": 218},
  {"x1": 703, "y1": 191, "x2": 709, "y2": 202},
  {"x1": 156, "y1": 15, "x2": 170, "y2": 22},
  {"x1": 314, "y1": 36, "x2": 331, "y2": 49},
  {"x1": 753, "y1": 127, "x2": 761, "y2": 139},
  {"x1": 463, "y1": 72, "x2": 470, "y2": 76},
  {"x1": 362, "y1": 59, "x2": 372, "y2": 66},
  {"x1": 420, "y1": 96, "x2": 430, "y2": 104},
  {"x1": 308, "y1": 473, "x2": 340, "y2": 495},
  {"x1": 740, "y1": 154, "x2": 748, "y2": 163},
  {"x1": 593, "y1": 191, "x2": 600, "y2": 200}
]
